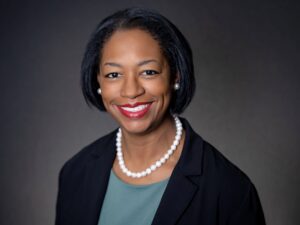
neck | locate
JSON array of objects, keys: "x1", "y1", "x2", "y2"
[{"x1": 121, "y1": 114, "x2": 176, "y2": 167}]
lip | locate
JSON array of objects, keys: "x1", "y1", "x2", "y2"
[{"x1": 116, "y1": 102, "x2": 152, "y2": 119}]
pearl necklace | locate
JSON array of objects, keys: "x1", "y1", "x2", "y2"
[{"x1": 116, "y1": 116, "x2": 183, "y2": 178}]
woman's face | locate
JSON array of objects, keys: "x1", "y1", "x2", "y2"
[{"x1": 97, "y1": 28, "x2": 173, "y2": 135}]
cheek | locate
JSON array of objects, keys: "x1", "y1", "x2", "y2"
[
  {"x1": 101, "y1": 87, "x2": 117, "y2": 105},
  {"x1": 98, "y1": 76, "x2": 117, "y2": 98},
  {"x1": 145, "y1": 81, "x2": 172, "y2": 101},
  {"x1": 98, "y1": 85, "x2": 114, "y2": 109}
]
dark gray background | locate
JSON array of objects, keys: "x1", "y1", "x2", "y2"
[{"x1": 0, "y1": 0, "x2": 299, "y2": 224}]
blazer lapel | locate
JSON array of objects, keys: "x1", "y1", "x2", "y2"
[
  {"x1": 152, "y1": 118, "x2": 204, "y2": 225},
  {"x1": 79, "y1": 133, "x2": 116, "y2": 225},
  {"x1": 151, "y1": 170, "x2": 199, "y2": 225}
]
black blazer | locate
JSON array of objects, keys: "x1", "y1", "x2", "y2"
[{"x1": 55, "y1": 118, "x2": 266, "y2": 225}]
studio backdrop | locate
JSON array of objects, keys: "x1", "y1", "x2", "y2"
[{"x1": 0, "y1": 1, "x2": 299, "y2": 225}]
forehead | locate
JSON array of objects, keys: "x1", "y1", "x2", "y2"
[{"x1": 101, "y1": 28, "x2": 165, "y2": 63}]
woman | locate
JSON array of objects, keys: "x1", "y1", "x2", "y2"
[{"x1": 56, "y1": 8, "x2": 266, "y2": 225}]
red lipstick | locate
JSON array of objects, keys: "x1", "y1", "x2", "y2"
[{"x1": 116, "y1": 102, "x2": 152, "y2": 119}]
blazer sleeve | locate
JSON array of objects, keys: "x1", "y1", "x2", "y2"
[{"x1": 229, "y1": 182, "x2": 266, "y2": 225}]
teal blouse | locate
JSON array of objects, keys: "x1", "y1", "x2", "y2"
[{"x1": 98, "y1": 170, "x2": 169, "y2": 225}]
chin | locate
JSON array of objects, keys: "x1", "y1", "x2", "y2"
[{"x1": 117, "y1": 117, "x2": 153, "y2": 135}]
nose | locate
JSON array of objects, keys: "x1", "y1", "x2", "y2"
[{"x1": 120, "y1": 75, "x2": 145, "y2": 99}]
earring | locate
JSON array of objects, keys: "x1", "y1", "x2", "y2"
[
  {"x1": 97, "y1": 88, "x2": 102, "y2": 95},
  {"x1": 174, "y1": 83, "x2": 180, "y2": 90}
]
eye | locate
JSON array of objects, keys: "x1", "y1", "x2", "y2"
[
  {"x1": 142, "y1": 70, "x2": 159, "y2": 76},
  {"x1": 105, "y1": 72, "x2": 121, "y2": 79}
]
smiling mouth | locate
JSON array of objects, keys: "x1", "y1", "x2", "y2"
[{"x1": 116, "y1": 102, "x2": 152, "y2": 119}]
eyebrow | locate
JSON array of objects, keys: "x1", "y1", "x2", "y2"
[
  {"x1": 137, "y1": 59, "x2": 160, "y2": 66},
  {"x1": 103, "y1": 59, "x2": 161, "y2": 67},
  {"x1": 103, "y1": 62, "x2": 122, "y2": 68}
]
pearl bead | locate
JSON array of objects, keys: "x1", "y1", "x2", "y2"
[
  {"x1": 146, "y1": 168, "x2": 151, "y2": 174},
  {"x1": 150, "y1": 165, "x2": 156, "y2": 171},
  {"x1": 116, "y1": 116, "x2": 183, "y2": 179}
]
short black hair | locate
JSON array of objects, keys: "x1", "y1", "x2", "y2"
[{"x1": 81, "y1": 7, "x2": 195, "y2": 114}]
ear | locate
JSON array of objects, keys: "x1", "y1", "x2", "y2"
[
  {"x1": 174, "y1": 73, "x2": 180, "y2": 84},
  {"x1": 96, "y1": 71, "x2": 101, "y2": 84}
]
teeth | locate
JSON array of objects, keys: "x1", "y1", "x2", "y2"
[{"x1": 121, "y1": 104, "x2": 149, "y2": 112}]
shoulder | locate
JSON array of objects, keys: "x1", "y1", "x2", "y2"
[
  {"x1": 182, "y1": 118, "x2": 251, "y2": 187},
  {"x1": 202, "y1": 140, "x2": 252, "y2": 190},
  {"x1": 182, "y1": 118, "x2": 265, "y2": 222},
  {"x1": 182, "y1": 118, "x2": 261, "y2": 211},
  {"x1": 59, "y1": 130, "x2": 117, "y2": 180},
  {"x1": 201, "y1": 142, "x2": 265, "y2": 223}
]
